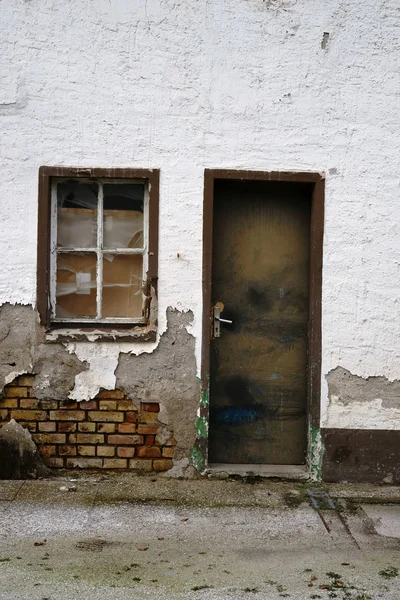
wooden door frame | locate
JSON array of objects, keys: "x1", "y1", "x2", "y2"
[{"x1": 201, "y1": 169, "x2": 325, "y2": 467}]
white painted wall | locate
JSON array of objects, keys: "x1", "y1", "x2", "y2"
[{"x1": 1, "y1": 0, "x2": 399, "y2": 426}]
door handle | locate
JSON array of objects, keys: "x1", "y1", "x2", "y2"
[{"x1": 213, "y1": 305, "x2": 233, "y2": 338}]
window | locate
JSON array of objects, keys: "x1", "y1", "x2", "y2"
[{"x1": 37, "y1": 168, "x2": 159, "y2": 340}]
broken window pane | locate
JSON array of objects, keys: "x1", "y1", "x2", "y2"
[
  {"x1": 103, "y1": 184, "x2": 144, "y2": 249},
  {"x1": 102, "y1": 254, "x2": 143, "y2": 318},
  {"x1": 57, "y1": 182, "x2": 98, "y2": 248},
  {"x1": 56, "y1": 253, "x2": 97, "y2": 318}
]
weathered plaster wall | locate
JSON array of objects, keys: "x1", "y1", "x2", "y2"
[{"x1": 1, "y1": 0, "x2": 400, "y2": 437}]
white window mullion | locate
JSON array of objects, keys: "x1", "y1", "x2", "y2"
[
  {"x1": 96, "y1": 182, "x2": 103, "y2": 319},
  {"x1": 143, "y1": 183, "x2": 149, "y2": 277}
]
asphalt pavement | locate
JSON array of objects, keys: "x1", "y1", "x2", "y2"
[{"x1": 0, "y1": 474, "x2": 399, "y2": 599}]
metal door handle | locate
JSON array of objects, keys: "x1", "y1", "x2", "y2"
[
  {"x1": 216, "y1": 317, "x2": 233, "y2": 324},
  {"x1": 213, "y1": 305, "x2": 233, "y2": 338}
]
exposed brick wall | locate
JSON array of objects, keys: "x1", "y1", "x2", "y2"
[{"x1": 0, "y1": 376, "x2": 175, "y2": 472}]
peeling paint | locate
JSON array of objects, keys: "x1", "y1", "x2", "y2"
[
  {"x1": 66, "y1": 343, "x2": 120, "y2": 401},
  {"x1": 324, "y1": 367, "x2": 400, "y2": 430},
  {"x1": 0, "y1": 304, "x2": 87, "y2": 402},
  {"x1": 115, "y1": 309, "x2": 199, "y2": 461}
]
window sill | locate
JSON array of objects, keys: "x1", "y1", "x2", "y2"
[{"x1": 45, "y1": 324, "x2": 157, "y2": 343}]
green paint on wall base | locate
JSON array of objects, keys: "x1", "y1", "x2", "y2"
[
  {"x1": 309, "y1": 425, "x2": 324, "y2": 481},
  {"x1": 190, "y1": 446, "x2": 205, "y2": 471},
  {"x1": 200, "y1": 389, "x2": 209, "y2": 408},
  {"x1": 196, "y1": 416, "x2": 208, "y2": 439}
]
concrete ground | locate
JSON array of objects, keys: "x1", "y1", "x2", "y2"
[{"x1": 0, "y1": 474, "x2": 399, "y2": 599}]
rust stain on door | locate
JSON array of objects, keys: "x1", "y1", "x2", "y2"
[{"x1": 209, "y1": 180, "x2": 312, "y2": 465}]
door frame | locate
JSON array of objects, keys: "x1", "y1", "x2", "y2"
[{"x1": 201, "y1": 169, "x2": 325, "y2": 470}]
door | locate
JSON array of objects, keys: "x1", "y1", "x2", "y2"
[{"x1": 208, "y1": 179, "x2": 312, "y2": 465}]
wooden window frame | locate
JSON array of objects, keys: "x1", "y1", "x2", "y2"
[{"x1": 37, "y1": 167, "x2": 159, "y2": 341}]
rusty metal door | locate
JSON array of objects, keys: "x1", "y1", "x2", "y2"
[{"x1": 208, "y1": 180, "x2": 312, "y2": 465}]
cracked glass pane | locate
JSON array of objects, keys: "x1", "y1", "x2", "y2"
[
  {"x1": 56, "y1": 253, "x2": 97, "y2": 318},
  {"x1": 102, "y1": 254, "x2": 143, "y2": 318}
]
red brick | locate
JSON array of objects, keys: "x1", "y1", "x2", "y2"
[
  {"x1": 129, "y1": 459, "x2": 152, "y2": 471},
  {"x1": 19, "y1": 399, "x2": 38, "y2": 409},
  {"x1": 136, "y1": 446, "x2": 161, "y2": 458},
  {"x1": 162, "y1": 447, "x2": 175, "y2": 458},
  {"x1": 59, "y1": 445, "x2": 77, "y2": 456},
  {"x1": 138, "y1": 412, "x2": 159, "y2": 424},
  {"x1": 66, "y1": 458, "x2": 102, "y2": 469},
  {"x1": 38, "y1": 400, "x2": 58, "y2": 410},
  {"x1": 5, "y1": 387, "x2": 28, "y2": 398},
  {"x1": 118, "y1": 423, "x2": 136, "y2": 434},
  {"x1": 97, "y1": 423, "x2": 115, "y2": 433},
  {"x1": 96, "y1": 390, "x2": 125, "y2": 399},
  {"x1": 19, "y1": 422, "x2": 37, "y2": 432},
  {"x1": 153, "y1": 459, "x2": 173, "y2": 471},
  {"x1": 39, "y1": 422, "x2": 56, "y2": 432},
  {"x1": 125, "y1": 411, "x2": 138, "y2": 423},
  {"x1": 78, "y1": 445, "x2": 96, "y2": 456},
  {"x1": 117, "y1": 447, "x2": 135, "y2": 458},
  {"x1": 58, "y1": 422, "x2": 77, "y2": 433},
  {"x1": 145, "y1": 435, "x2": 155, "y2": 445},
  {"x1": 99, "y1": 400, "x2": 117, "y2": 410},
  {"x1": 103, "y1": 458, "x2": 128, "y2": 469},
  {"x1": 137, "y1": 424, "x2": 160, "y2": 435},
  {"x1": 141, "y1": 402, "x2": 159, "y2": 413},
  {"x1": 78, "y1": 422, "x2": 96, "y2": 432},
  {"x1": 88, "y1": 411, "x2": 124, "y2": 423},
  {"x1": 79, "y1": 400, "x2": 97, "y2": 410},
  {"x1": 69, "y1": 433, "x2": 104, "y2": 444},
  {"x1": 32, "y1": 433, "x2": 66, "y2": 444},
  {"x1": 108, "y1": 434, "x2": 143, "y2": 446},
  {"x1": 0, "y1": 399, "x2": 18, "y2": 409},
  {"x1": 11, "y1": 410, "x2": 48, "y2": 421},
  {"x1": 49, "y1": 410, "x2": 85, "y2": 421},
  {"x1": 97, "y1": 446, "x2": 115, "y2": 457},
  {"x1": 46, "y1": 457, "x2": 64, "y2": 468},
  {"x1": 118, "y1": 399, "x2": 137, "y2": 411},
  {"x1": 39, "y1": 445, "x2": 56, "y2": 456}
]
